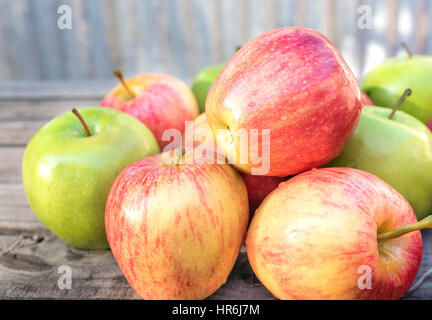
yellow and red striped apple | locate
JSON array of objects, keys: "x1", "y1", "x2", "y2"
[
  {"x1": 206, "y1": 27, "x2": 363, "y2": 176},
  {"x1": 105, "y1": 150, "x2": 249, "y2": 300},
  {"x1": 101, "y1": 72, "x2": 199, "y2": 148},
  {"x1": 247, "y1": 167, "x2": 424, "y2": 300}
]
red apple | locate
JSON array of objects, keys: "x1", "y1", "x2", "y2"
[
  {"x1": 101, "y1": 71, "x2": 199, "y2": 148},
  {"x1": 184, "y1": 113, "x2": 286, "y2": 219},
  {"x1": 206, "y1": 27, "x2": 362, "y2": 176},
  {"x1": 428, "y1": 118, "x2": 432, "y2": 131},
  {"x1": 362, "y1": 91, "x2": 374, "y2": 106},
  {"x1": 247, "y1": 167, "x2": 426, "y2": 300},
  {"x1": 241, "y1": 173, "x2": 286, "y2": 219},
  {"x1": 105, "y1": 150, "x2": 249, "y2": 300}
]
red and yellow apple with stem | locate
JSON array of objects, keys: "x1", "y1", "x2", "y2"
[
  {"x1": 101, "y1": 70, "x2": 199, "y2": 148},
  {"x1": 247, "y1": 167, "x2": 428, "y2": 300},
  {"x1": 105, "y1": 149, "x2": 249, "y2": 300}
]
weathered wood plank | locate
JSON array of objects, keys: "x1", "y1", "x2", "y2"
[
  {"x1": 0, "y1": 99, "x2": 101, "y2": 121},
  {"x1": 0, "y1": 120, "x2": 45, "y2": 146},
  {"x1": 0, "y1": 147, "x2": 24, "y2": 183}
]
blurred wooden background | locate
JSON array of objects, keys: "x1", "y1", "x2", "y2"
[{"x1": 0, "y1": 0, "x2": 431, "y2": 85}]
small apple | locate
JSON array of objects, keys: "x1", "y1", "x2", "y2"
[
  {"x1": 101, "y1": 71, "x2": 199, "y2": 148},
  {"x1": 428, "y1": 118, "x2": 432, "y2": 131},
  {"x1": 329, "y1": 89, "x2": 432, "y2": 220},
  {"x1": 184, "y1": 113, "x2": 285, "y2": 219},
  {"x1": 206, "y1": 27, "x2": 362, "y2": 176},
  {"x1": 191, "y1": 63, "x2": 226, "y2": 113},
  {"x1": 247, "y1": 167, "x2": 428, "y2": 300},
  {"x1": 22, "y1": 107, "x2": 160, "y2": 249},
  {"x1": 105, "y1": 150, "x2": 249, "y2": 300},
  {"x1": 362, "y1": 43, "x2": 432, "y2": 124},
  {"x1": 241, "y1": 173, "x2": 286, "y2": 219}
]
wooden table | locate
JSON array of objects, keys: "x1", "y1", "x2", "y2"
[{"x1": 1, "y1": 84, "x2": 431, "y2": 299}]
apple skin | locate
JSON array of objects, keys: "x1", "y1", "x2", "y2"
[
  {"x1": 206, "y1": 27, "x2": 363, "y2": 176},
  {"x1": 22, "y1": 107, "x2": 160, "y2": 249},
  {"x1": 184, "y1": 113, "x2": 286, "y2": 219},
  {"x1": 246, "y1": 167, "x2": 422, "y2": 300},
  {"x1": 428, "y1": 118, "x2": 432, "y2": 131},
  {"x1": 241, "y1": 173, "x2": 286, "y2": 219},
  {"x1": 105, "y1": 152, "x2": 249, "y2": 300},
  {"x1": 362, "y1": 55, "x2": 432, "y2": 124},
  {"x1": 101, "y1": 73, "x2": 199, "y2": 149},
  {"x1": 191, "y1": 63, "x2": 226, "y2": 113},
  {"x1": 361, "y1": 91, "x2": 374, "y2": 106},
  {"x1": 329, "y1": 106, "x2": 432, "y2": 220}
]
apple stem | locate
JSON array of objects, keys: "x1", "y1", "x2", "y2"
[
  {"x1": 235, "y1": 45, "x2": 242, "y2": 52},
  {"x1": 401, "y1": 42, "x2": 412, "y2": 58},
  {"x1": 71, "y1": 108, "x2": 91, "y2": 137},
  {"x1": 113, "y1": 69, "x2": 136, "y2": 98},
  {"x1": 173, "y1": 147, "x2": 186, "y2": 167},
  {"x1": 388, "y1": 88, "x2": 412, "y2": 120},
  {"x1": 378, "y1": 215, "x2": 432, "y2": 242}
]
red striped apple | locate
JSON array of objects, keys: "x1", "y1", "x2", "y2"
[
  {"x1": 247, "y1": 167, "x2": 427, "y2": 300},
  {"x1": 105, "y1": 150, "x2": 249, "y2": 300},
  {"x1": 184, "y1": 113, "x2": 285, "y2": 219},
  {"x1": 206, "y1": 27, "x2": 362, "y2": 176},
  {"x1": 101, "y1": 71, "x2": 199, "y2": 148},
  {"x1": 241, "y1": 173, "x2": 286, "y2": 219}
]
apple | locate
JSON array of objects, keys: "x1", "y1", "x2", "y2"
[
  {"x1": 361, "y1": 91, "x2": 374, "y2": 106},
  {"x1": 191, "y1": 63, "x2": 226, "y2": 113},
  {"x1": 362, "y1": 44, "x2": 432, "y2": 124},
  {"x1": 101, "y1": 71, "x2": 199, "y2": 149},
  {"x1": 105, "y1": 150, "x2": 249, "y2": 299},
  {"x1": 22, "y1": 107, "x2": 160, "y2": 249},
  {"x1": 329, "y1": 89, "x2": 432, "y2": 220},
  {"x1": 246, "y1": 167, "x2": 429, "y2": 300},
  {"x1": 206, "y1": 27, "x2": 363, "y2": 176},
  {"x1": 184, "y1": 113, "x2": 286, "y2": 219},
  {"x1": 428, "y1": 118, "x2": 432, "y2": 131},
  {"x1": 241, "y1": 173, "x2": 286, "y2": 220}
]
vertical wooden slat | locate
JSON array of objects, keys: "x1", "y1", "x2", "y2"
[
  {"x1": 101, "y1": 0, "x2": 121, "y2": 74},
  {"x1": 56, "y1": 0, "x2": 85, "y2": 80},
  {"x1": 354, "y1": 0, "x2": 370, "y2": 80},
  {"x1": 296, "y1": 0, "x2": 307, "y2": 27},
  {"x1": 362, "y1": 0, "x2": 388, "y2": 76},
  {"x1": 279, "y1": 0, "x2": 297, "y2": 28},
  {"x1": 82, "y1": 0, "x2": 112, "y2": 79},
  {"x1": 414, "y1": 0, "x2": 427, "y2": 53},
  {"x1": 28, "y1": 0, "x2": 66, "y2": 79},
  {"x1": 385, "y1": 0, "x2": 398, "y2": 56}
]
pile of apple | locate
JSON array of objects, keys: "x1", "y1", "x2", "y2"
[{"x1": 22, "y1": 27, "x2": 432, "y2": 300}]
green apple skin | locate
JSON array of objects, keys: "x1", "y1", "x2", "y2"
[
  {"x1": 329, "y1": 106, "x2": 432, "y2": 220},
  {"x1": 362, "y1": 56, "x2": 432, "y2": 124},
  {"x1": 191, "y1": 63, "x2": 226, "y2": 113},
  {"x1": 22, "y1": 107, "x2": 160, "y2": 249}
]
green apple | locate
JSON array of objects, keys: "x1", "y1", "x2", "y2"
[
  {"x1": 22, "y1": 107, "x2": 160, "y2": 249},
  {"x1": 329, "y1": 91, "x2": 432, "y2": 220},
  {"x1": 362, "y1": 44, "x2": 432, "y2": 124},
  {"x1": 191, "y1": 62, "x2": 226, "y2": 113}
]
